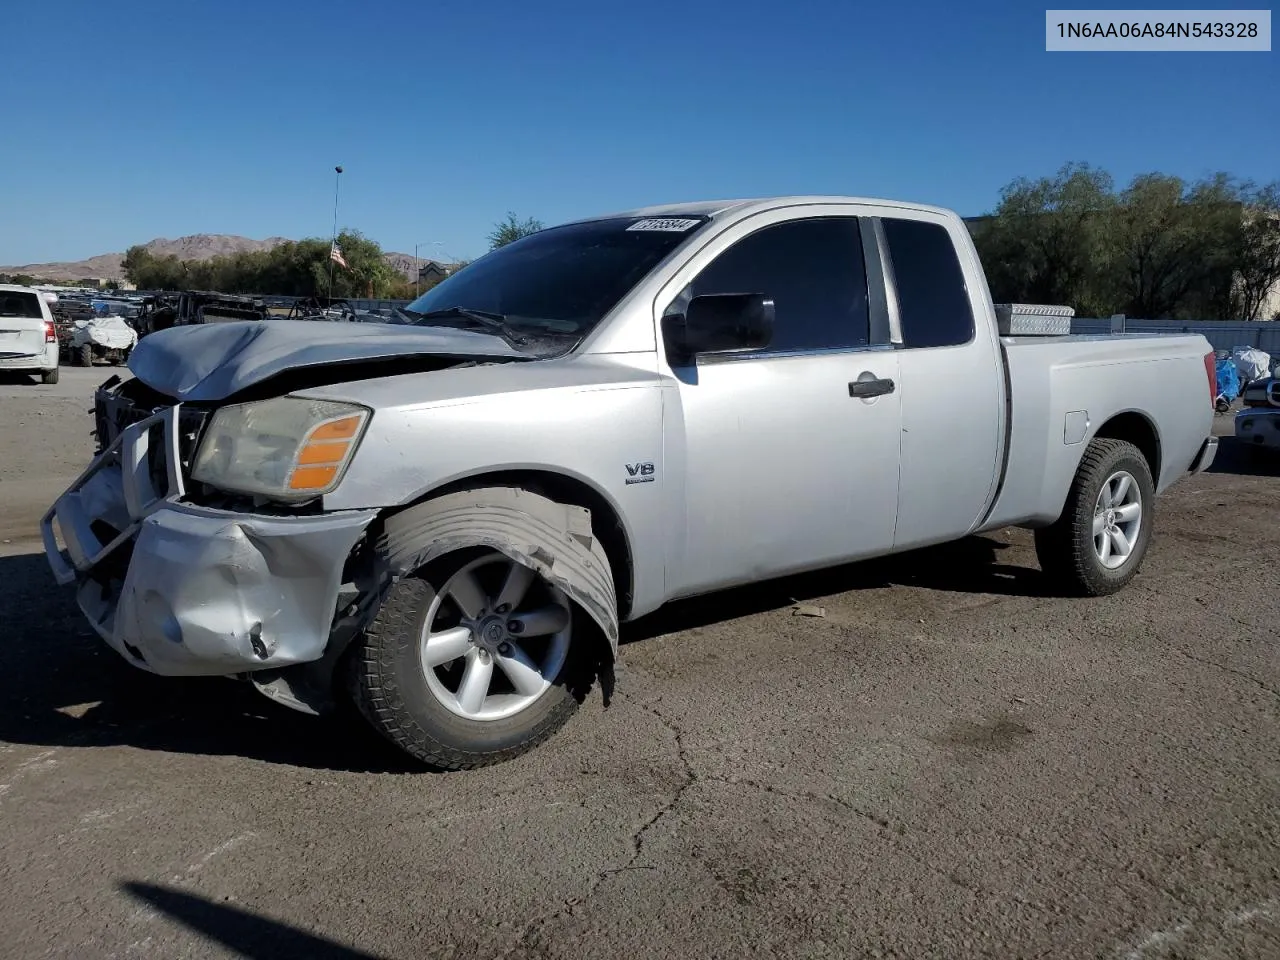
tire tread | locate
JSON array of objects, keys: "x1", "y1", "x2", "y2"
[
  {"x1": 350, "y1": 526, "x2": 605, "y2": 771},
  {"x1": 1034, "y1": 437, "x2": 1153, "y2": 597}
]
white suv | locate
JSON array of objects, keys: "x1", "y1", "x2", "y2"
[{"x1": 0, "y1": 284, "x2": 60, "y2": 384}]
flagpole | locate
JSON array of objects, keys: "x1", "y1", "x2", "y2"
[{"x1": 328, "y1": 165, "x2": 343, "y2": 300}]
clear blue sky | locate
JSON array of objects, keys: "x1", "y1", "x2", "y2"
[{"x1": 3, "y1": 0, "x2": 1276, "y2": 265}]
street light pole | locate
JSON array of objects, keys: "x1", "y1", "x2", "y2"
[{"x1": 327, "y1": 165, "x2": 343, "y2": 301}]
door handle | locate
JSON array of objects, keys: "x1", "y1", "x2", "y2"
[{"x1": 848, "y1": 377, "x2": 895, "y2": 398}]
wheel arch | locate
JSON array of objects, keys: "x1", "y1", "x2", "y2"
[
  {"x1": 1024, "y1": 408, "x2": 1164, "y2": 532},
  {"x1": 1090, "y1": 410, "x2": 1162, "y2": 485},
  {"x1": 270, "y1": 473, "x2": 629, "y2": 721},
  {"x1": 385, "y1": 468, "x2": 635, "y2": 622}
]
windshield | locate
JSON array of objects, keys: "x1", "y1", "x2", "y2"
[{"x1": 400, "y1": 215, "x2": 709, "y2": 337}]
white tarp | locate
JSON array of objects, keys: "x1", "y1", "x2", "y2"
[
  {"x1": 1232, "y1": 346, "x2": 1272, "y2": 383},
  {"x1": 70, "y1": 316, "x2": 137, "y2": 351}
]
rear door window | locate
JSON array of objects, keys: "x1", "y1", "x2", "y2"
[{"x1": 881, "y1": 218, "x2": 974, "y2": 349}]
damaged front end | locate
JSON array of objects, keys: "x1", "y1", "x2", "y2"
[
  {"x1": 41, "y1": 315, "x2": 616, "y2": 722},
  {"x1": 42, "y1": 375, "x2": 378, "y2": 711}
]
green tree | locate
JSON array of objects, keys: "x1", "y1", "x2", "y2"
[
  {"x1": 976, "y1": 165, "x2": 1280, "y2": 321},
  {"x1": 1177, "y1": 174, "x2": 1248, "y2": 320},
  {"x1": 971, "y1": 162, "x2": 1113, "y2": 315},
  {"x1": 118, "y1": 231, "x2": 407, "y2": 297},
  {"x1": 1101, "y1": 173, "x2": 1240, "y2": 320},
  {"x1": 122, "y1": 245, "x2": 190, "y2": 290},
  {"x1": 310, "y1": 230, "x2": 401, "y2": 298},
  {"x1": 1236, "y1": 182, "x2": 1280, "y2": 321},
  {"x1": 487, "y1": 212, "x2": 543, "y2": 250}
]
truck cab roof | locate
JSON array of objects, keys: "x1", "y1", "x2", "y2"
[{"x1": 565, "y1": 195, "x2": 960, "y2": 226}]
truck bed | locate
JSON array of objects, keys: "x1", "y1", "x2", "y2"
[{"x1": 979, "y1": 332, "x2": 1213, "y2": 531}]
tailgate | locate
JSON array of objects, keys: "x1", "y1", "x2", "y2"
[{"x1": 0, "y1": 321, "x2": 46, "y2": 358}]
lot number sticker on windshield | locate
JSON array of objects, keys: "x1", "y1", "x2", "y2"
[{"x1": 626, "y1": 218, "x2": 701, "y2": 232}]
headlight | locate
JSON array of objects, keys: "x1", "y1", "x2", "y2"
[{"x1": 191, "y1": 396, "x2": 371, "y2": 501}]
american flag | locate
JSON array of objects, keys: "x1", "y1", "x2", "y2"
[{"x1": 329, "y1": 241, "x2": 348, "y2": 268}]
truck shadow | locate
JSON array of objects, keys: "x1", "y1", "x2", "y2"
[
  {"x1": 622, "y1": 534, "x2": 1047, "y2": 644},
  {"x1": 0, "y1": 534, "x2": 1038, "y2": 770},
  {"x1": 0, "y1": 551, "x2": 418, "y2": 774},
  {"x1": 1206, "y1": 435, "x2": 1280, "y2": 477},
  {"x1": 120, "y1": 882, "x2": 385, "y2": 959}
]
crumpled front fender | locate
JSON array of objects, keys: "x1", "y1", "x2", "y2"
[{"x1": 377, "y1": 486, "x2": 619, "y2": 656}]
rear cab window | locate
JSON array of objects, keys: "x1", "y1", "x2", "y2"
[{"x1": 881, "y1": 218, "x2": 974, "y2": 349}]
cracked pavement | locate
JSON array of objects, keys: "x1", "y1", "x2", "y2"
[{"x1": 1, "y1": 368, "x2": 1279, "y2": 959}]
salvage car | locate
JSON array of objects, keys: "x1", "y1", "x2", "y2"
[
  {"x1": 67, "y1": 314, "x2": 138, "y2": 366},
  {"x1": 42, "y1": 196, "x2": 1219, "y2": 770},
  {"x1": 1235, "y1": 375, "x2": 1280, "y2": 453},
  {"x1": 132, "y1": 291, "x2": 270, "y2": 338},
  {"x1": 0, "y1": 283, "x2": 60, "y2": 383}
]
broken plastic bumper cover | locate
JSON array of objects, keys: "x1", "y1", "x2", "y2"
[{"x1": 41, "y1": 404, "x2": 376, "y2": 676}]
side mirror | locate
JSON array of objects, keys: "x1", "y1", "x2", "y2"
[{"x1": 661, "y1": 292, "x2": 774, "y2": 364}]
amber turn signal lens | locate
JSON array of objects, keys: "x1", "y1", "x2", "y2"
[
  {"x1": 286, "y1": 414, "x2": 367, "y2": 492},
  {"x1": 288, "y1": 465, "x2": 339, "y2": 489},
  {"x1": 296, "y1": 442, "x2": 348, "y2": 465},
  {"x1": 309, "y1": 417, "x2": 362, "y2": 441}
]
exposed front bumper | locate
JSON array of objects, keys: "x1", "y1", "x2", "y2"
[
  {"x1": 1189, "y1": 435, "x2": 1219, "y2": 474},
  {"x1": 42, "y1": 403, "x2": 377, "y2": 676},
  {"x1": 1235, "y1": 409, "x2": 1280, "y2": 451}
]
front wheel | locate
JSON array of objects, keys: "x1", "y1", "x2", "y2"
[
  {"x1": 1034, "y1": 437, "x2": 1155, "y2": 597},
  {"x1": 350, "y1": 548, "x2": 584, "y2": 770},
  {"x1": 79, "y1": 344, "x2": 93, "y2": 367}
]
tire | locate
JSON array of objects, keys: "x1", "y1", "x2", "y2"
[
  {"x1": 1034, "y1": 437, "x2": 1155, "y2": 597},
  {"x1": 41, "y1": 367, "x2": 59, "y2": 384},
  {"x1": 79, "y1": 344, "x2": 93, "y2": 367},
  {"x1": 350, "y1": 546, "x2": 590, "y2": 770}
]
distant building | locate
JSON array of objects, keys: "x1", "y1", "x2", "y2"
[{"x1": 416, "y1": 261, "x2": 449, "y2": 285}]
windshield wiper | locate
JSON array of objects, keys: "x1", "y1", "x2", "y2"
[
  {"x1": 405, "y1": 306, "x2": 531, "y2": 345},
  {"x1": 410, "y1": 306, "x2": 506, "y2": 327}
]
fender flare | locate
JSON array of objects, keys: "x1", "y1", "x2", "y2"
[{"x1": 377, "y1": 486, "x2": 620, "y2": 658}]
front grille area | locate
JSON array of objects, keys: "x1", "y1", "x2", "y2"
[{"x1": 93, "y1": 382, "x2": 210, "y2": 485}]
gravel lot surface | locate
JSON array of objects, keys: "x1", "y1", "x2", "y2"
[{"x1": 1, "y1": 366, "x2": 1278, "y2": 960}]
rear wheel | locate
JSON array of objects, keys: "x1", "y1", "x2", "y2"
[
  {"x1": 40, "y1": 367, "x2": 59, "y2": 384},
  {"x1": 79, "y1": 344, "x2": 93, "y2": 367},
  {"x1": 1034, "y1": 437, "x2": 1155, "y2": 596},
  {"x1": 350, "y1": 548, "x2": 583, "y2": 770}
]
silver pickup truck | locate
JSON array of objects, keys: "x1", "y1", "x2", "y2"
[{"x1": 42, "y1": 196, "x2": 1219, "y2": 770}]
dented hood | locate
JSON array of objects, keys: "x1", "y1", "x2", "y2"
[{"x1": 127, "y1": 318, "x2": 529, "y2": 402}]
